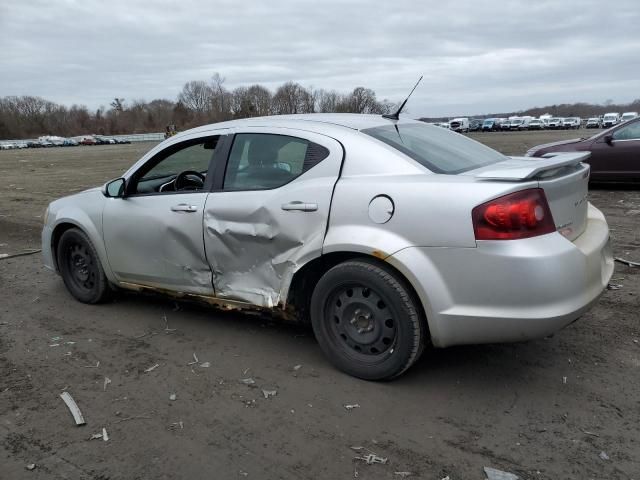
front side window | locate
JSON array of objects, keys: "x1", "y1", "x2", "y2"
[
  {"x1": 133, "y1": 137, "x2": 219, "y2": 194},
  {"x1": 612, "y1": 121, "x2": 640, "y2": 141},
  {"x1": 363, "y1": 123, "x2": 506, "y2": 174},
  {"x1": 223, "y1": 133, "x2": 328, "y2": 190}
]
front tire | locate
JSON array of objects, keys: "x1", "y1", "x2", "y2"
[
  {"x1": 310, "y1": 259, "x2": 426, "y2": 380},
  {"x1": 57, "y1": 228, "x2": 112, "y2": 304}
]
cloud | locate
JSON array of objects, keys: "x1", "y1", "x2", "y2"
[{"x1": 1, "y1": 0, "x2": 638, "y2": 116}]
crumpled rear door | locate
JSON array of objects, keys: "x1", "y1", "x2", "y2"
[{"x1": 203, "y1": 127, "x2": 343, "y2": 307}]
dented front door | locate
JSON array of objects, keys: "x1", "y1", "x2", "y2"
[
  {"x1": 203, "y1": 128, "x2": 343, "y2": 307},
  {"x1": 103, "y1": 192, "x2": 213, "y2": 295}
]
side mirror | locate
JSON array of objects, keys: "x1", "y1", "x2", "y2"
[
  {"x1": 102, "y1": 178, "x2": 126, "y2": 198},
  {"x1": 604, "y1": 134, "x2": 613, "y2": 145}
]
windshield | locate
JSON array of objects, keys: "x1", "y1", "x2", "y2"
[
  {"x1": 550, "y1": 118, "x2": 561, "y2": 122},
  {"x1": 362, "y1": 123, "x2": 506, "y2": 174},
  {"x1": 604, "y1": 115, "x2": 616, "y2": 120},
  {"x1": 483, "y1": 120, "x2": 493, "y2": 126}
]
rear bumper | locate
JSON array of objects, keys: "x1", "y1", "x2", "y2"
[{"x1": 386, "y1": 204, "x2": 613, "y2": 347}]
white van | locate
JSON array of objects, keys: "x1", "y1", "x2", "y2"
[
  {"x1": 621, "y1": 112, "x2": 638, "y2": 123},
  {"x1": 448, "y1": 118, "x2": 469, "y2": 133},
  {"x1": 602, "y1": 112, "x2": 620, "y2": 128}
]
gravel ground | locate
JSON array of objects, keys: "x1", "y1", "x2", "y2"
[{"x1": 1, "y1": 128, "x2": 638, "y2": 479}]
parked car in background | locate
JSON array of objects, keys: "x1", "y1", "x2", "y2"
[
  {"x1": 482, "y1": 118, "x2": 501, "y2": 131},
  {"x1": 509, "y1": 118, "x2": 524, "y2": 130},
  {"x1": 547, "y1": 118, "x2": 565, "y2": 129},
  {"x1": 501, "y1": 120, "x2": 511, "y2": 131},
  {"x1": 449, "y1": 117, "x2": 469, "y2": 133},
  {"x1": 528, "y1": 119, "x2": 545, "y2": 130},
  {"x1": 586, "y1": 117, "x2": 602, "y2": 129},
  {"x1": 469, "y1": 119, "x2": 483, "y2": 132},
  {"x1": 621, "y1": 112, "x2": 638, "y2": 123},
  {"x1": 0, "y1": 143, "x2": 14, "y2": 150},
  {"x1": 563, "y1": 117, "x2": 581, "y2": 129},
  {"x1": 80, "y1": 137, "x2": 96, "y2": 146},
  {"x1": 27, "y1": 141, "x2": 42, "y2": 148},
  {"x1": 41, "y1": 114, "x2": 613, "y2": 380},
  {"x1": 526, "y1": 116, "x2": 640, "y2": 182},
  {"x1": 63, "y1": 138, "x2": 79, "y2": 146},
  {"x1": 602, "y1": 113, "x2": 620, "y2": 128}
]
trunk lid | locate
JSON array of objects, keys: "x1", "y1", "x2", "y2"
[{"x1": 467, "y1": 152, "x2": 591, "y2": 241}]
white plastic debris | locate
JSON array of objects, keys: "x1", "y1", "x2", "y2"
[
  {"x1": 356, "y1": 454, "x2": 388, "y2": 465},
  {"x1": 187, "y1": 352, "x2": 199, "y2": 366},
  {"x1": 200, "y1": 362, "x2": 211, "y2": 368},
  {"x1": 144, "y1": 363, "x2": 160, "y2": 373},
  {"x1": 60, "y1": 392, "x2": 86, "y2": 426},
  {"x1": 102, "y1": 427, "x2": 109, "y2": 442},
  {"x1": 484, "y1": 466, "x2": 519, "y2": 480},
  {"x1": 89, "y1": 432, "x2": 103, "y2": 440},
  {"x1": 614, "y1": 257, "x2": 640, "y2": 267},
  {"x1": 241, "y1": 378, "x2": 256, "y2": 386},
  {"x1": 169, "y1": 393, "x2": 177, "y2": 401},
  {"x1": 563, "y1": 376, "x2": 567, "y2": 384},
  {"x1": 293, "y1": 364, "x2": 302, "y2": 371},
  {"x1": 26, "y1": 463, "x2": 36, "y2": 471},
  {"x1": 599, "y1": 451, "x2": 610, "y2": 461},
  {"x1": 103, "y1": 377, "x2": 111, "y2": 391},
  {"x1": 344, "y1": 404, "x2": 360, "y2": 411},
  {"x1": 262, "y1": 389, "x2": 277, "y2": 399},
  {"x1": 394, "y1": 472, "x2": 413, "y2": 477},
  {"x1": 607, "y1": 283, "x2": 623, "y2": 290}
]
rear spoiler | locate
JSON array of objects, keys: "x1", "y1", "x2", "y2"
[{"x1": 474, "y1": 152, "x2": 590, "y2": 180}]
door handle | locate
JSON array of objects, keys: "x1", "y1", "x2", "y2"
[
  {"x1": 171, "y1": 204, "x2": 198, "y2": 213},
  {"x1": 281, "y1": 201, "x2": 318, "y2": 212}
]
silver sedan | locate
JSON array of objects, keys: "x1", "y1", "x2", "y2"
[{"x1": 42, "y1": 114, "x2": 614, "y2": 380}]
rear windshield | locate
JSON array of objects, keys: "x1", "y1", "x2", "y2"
[{"x1": 362, "y1": 123, "x2": 506, "y2": 174}]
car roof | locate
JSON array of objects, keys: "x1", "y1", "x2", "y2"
[{"x1": 176, "y1": 113, "x2": 422, "y2": 138}]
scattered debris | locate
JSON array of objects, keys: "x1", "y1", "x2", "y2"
[
  {"x1": 344, "y1": 404, "x2": 361, "y2": 411},
  {"x1": 26, "y1": 463, "x2": 36, "y2": 471},
  {"x1": 599, "y1": 451, "x2": 610, "y2": 461},
  {"x1": 102, "y1": 427, "x2": 109, "y2": 441},
  {"x1": 0, "y1": 248, "x2": 42, "y2": 260},
  {"x1": 114, "y1": 412, "x2": 153, "y2": 423},
  {"x1": 440, "y1": 477, "x2": 449, "y2": 480},
  {"x1": 262, "y1": 389, "x2": 277, "y2": 399},
  {"x1": 239, "y1": 471, "x2": 248, "y2": 477},
  {"x1": 484, "y1": 467, "x2": 519, "y2": 480},
  {"x1": 89, "y1": 428, "x2": 109, "y2": 441},
  {"x1": 351, "y1": 446, "x2": 388, "y2": 465},
  {"x1": 615, "y1": 257, "x2": 640, "y2": 267},
  {"x1": 163, "y1": 315, "x2": 176, "y2": 333},
  {"x1": 49, "y1": 344, "x2": 60, "y2": 347},
  {"x1": 82, "y1": 361, "x2": 100, "y2": 369},
  {"x1": 582, "y1": 430, "x2": 599, "y2": 437},
  {"x1": 169, "y1": 421, "x2": 184, "y2": 430},
  {"x1": 563, "y1": 376, "x2": 567, "y2": 384},
  {"x1": 355, "y1": 454, "x2": 388, "y2": 465},
  {"x1": 240, "y1": 378, "x2": 256, "y2": 387},
  {"x1": 200, "y1": 362, "x2": 211, "y2": 368},
  {"x1": 89, "y1": 432, "x2": 103, "y2": 440},
  {"x1": 60, "y1": 392, "x2": 86, "y2": 426},
  {"x1": 607, "y1": 283, "x2": 623, "y2": 290},
  {"x1": 243, "y1": 367, "x2": 251, "y2": 375},
  {"x1": 187, "y1": 352, "x2": 199, "y2": 366},
  {"x1": 293, "y1": 364, "x2": 302, "y2": 371},
  {"x1": 169, "y1": 393, "x2": 177, "y2": 401},
  {"x1": 394, "y1": 472, "x2": 413, "y2": 477},
  {"x1": 103, "y1": 377, "x2": 111, "y2": 391},
  {"x1": 144, "y1": 363, "x2": 160, "y2": 373}
]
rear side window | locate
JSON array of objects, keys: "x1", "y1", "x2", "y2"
[
  {"x1": 223, "y1": 133, "x2": 329, "y2": 190},
  {"x1": 362, "y1": 123, "x2": 506, "y2": 174}
]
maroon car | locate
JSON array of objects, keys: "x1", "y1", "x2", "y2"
[{"x1": 526, "y1": 117, "x2": 640, "y2": 182}]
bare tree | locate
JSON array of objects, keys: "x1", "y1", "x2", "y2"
[
  {"x1": 272, "y1": 82, "x2": 315, "y2": 114},
  {"x1": 178, "y1": 81, "x2": 213, "y2": 113}
]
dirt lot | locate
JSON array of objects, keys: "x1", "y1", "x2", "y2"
[{"x1": 1, "y1": 129, "x2": 639, "y2": 479}]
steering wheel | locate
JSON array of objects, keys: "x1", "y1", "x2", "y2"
[{"x1": 174, "y1": 170, "x2": 205, "y2": 191}]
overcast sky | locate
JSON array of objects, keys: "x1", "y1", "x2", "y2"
[{"x1": 1, "y1": 0, "x2": 639, "y2": 117}]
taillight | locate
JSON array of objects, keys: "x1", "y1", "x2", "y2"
[{"x1": 472, "y1": 188, "x2": 555, "y2": 240}]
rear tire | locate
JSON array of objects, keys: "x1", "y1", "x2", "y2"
[
  {"x1": 310, "y1": 259, "x2": 426, "y2": 380},
  {"x1": 57, "y1": 228, "x2": 112, "y2": 304}
]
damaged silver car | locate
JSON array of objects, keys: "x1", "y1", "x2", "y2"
[{"x1": 42, "y1": 114, "x2": 614, "y2": 380}]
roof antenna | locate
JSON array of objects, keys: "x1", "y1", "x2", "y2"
[{"x1": 382, "y1": 76, "x2": 423, "y2": 121}]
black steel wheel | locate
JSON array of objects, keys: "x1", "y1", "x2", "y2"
[
  {"x1": 311, "y1": 259, "x2": 426, "y2": 380},
  {"x1": 57, "y1": 228, "x2": 112, "y2": 304}
]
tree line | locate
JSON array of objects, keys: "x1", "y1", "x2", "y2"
[{"x1": 0, "y1": 74, "x2": 393, "y2": 139}]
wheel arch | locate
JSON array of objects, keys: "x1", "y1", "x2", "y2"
[{"x1": 286, "y1": 251, "x2": 431, "y2": 343}]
